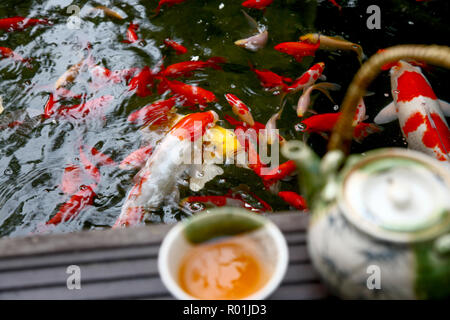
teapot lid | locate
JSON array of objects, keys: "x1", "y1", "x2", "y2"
[{"x1": 339, "y1": 148, "x2": 450, "y2": 243}]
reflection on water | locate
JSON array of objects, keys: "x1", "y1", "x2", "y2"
[{"x1": 0, "y1": 0, "x2": 449, "y2": 237}]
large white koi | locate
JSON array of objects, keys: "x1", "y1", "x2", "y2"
[{"x1": 374, "y1": 61, "x2": 450, "y2": 162}]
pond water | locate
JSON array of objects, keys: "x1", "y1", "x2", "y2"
[{"x1": 0, "y1": 0, "x2": 449, "y2": 237}]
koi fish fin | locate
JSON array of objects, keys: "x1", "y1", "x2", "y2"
[
  {"x1": 319, "y1": 74, "x2": 327, "y2": 81},
  {"x1": 438, "y1": 99, "x2": 450, "y2": 117},
  {"x1": 374, "y1": 101, "x2": 397, "y2": 124},
  {"x1": 314, "y1": 82, "x2": 341, "y2": 104},
  {"x1": 189, "y1": 164, "x2": 224, "y2": 192},
  {"x1": 241, "y1": 9, "x2": 260, "y2": 32}
]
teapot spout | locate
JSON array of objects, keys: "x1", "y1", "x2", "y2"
[{"x1": 281, "y1": 140, "x2": 324, "y2": 207}]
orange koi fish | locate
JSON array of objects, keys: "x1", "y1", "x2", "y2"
[
  {"x1": 163, "y1": 79, "x2": 217, "y2": 106},
  {"x1": 163, "y1": 38, "x2": 188, "y2": 55},
  {"x1": 274, "y1": 40, "x2": 320, "y2": 63},
  {"x1": 0, "y1": 16, "x2": 50, "y2": 31},
  {"x1": 57, "y1": 95, "x2": 114, "y2": 119},
  {"x1": 301, "y1": 112, "x2": 382, "y2": 142},
  {"x1": 128, "y1": 66, "x2": 156, "y2": 97},
  {"x1": 278, "y1": 191, "x2": 308, "y2": 210},
  {"x1": 46, "y1": 184, "x2": 96, "y2": 225},
  {"x1": 85, "y1": 145, "x2": 116, "y2": 166},
  {"x1": 127, "y1": 96, "x2": 177, "y2": 125},
  {"x1": 161, "y1": 57, "x2": 226, "y2": 78},
  {"x1": 260, "y1": 160, "x2": 297, "y2": 187},
  {"x1": 249, "y1": 62, "x2": 292, "y2": 91},
  {"x1": 122, "y1": 23, "x2": 139, "y2": 43}
]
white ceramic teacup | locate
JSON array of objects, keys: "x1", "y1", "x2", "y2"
[{"x1": 158, "y1": 208, "x2": 289, "y2": 300}]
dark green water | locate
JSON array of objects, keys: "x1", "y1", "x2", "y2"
[{"x1": 0, "y1": 0, "x2": 449, "y2": 237}]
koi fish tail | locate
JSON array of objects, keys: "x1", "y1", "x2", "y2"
[
  {"x1": 206, "y1": 57, "x2": 227, "y2": 70},
  {"x1": 355, "y1": 45, "x2": 366, "y2": 64},
  {"x1": 241, "y1": 9, "x2": 259, "y2": 31},
  {"x1": 354, "y1": 123, "x2": 383, "y2": 143},
  {"x1": 113, "y1": 206, "x2": 146, "y2": 228},
  {"x1": 314, "y1": 82, "x2": 341, "y2": 104}
]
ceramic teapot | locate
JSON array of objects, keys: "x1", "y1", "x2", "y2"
[{"x1": 282, "y1": 142, "x2": 450, "y2": 299}]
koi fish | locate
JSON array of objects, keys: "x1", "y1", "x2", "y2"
[
  {"x1": 127, "y1": 96, "x2": 177, "y2": 125},
  {"x1": 260, "y1": 160, "x2": 297, "y2": 187},
  {"x1": 79, "y1": 145, "x2": 101, "y2": 183},
  {"x1": 60, "y1": 164, "x2": 84, "y2": 195},
  {"x1": 163, "y1": 38, "x2": 188, "y2": 55},
  {"x1": 274, "y1": 41, "x2": 320, "y2": 63},
  {"x1": 353, "y1": 97, "x2": 368, "y2": 126},
  {"x1": 327, "y1": 0, "x2": 342, "y2": 11},
  {"x1": 242, "y1": 0, "x2": 273, "y2": 10},
  {"x1": 300, "y1": 33, "x2": 364, "y2": 63},
  {"x1": 57, "y1": 95, "x2": 114, "y2": 119},
  {"x1": 84, "y1": 145, "x2": 116, "y2": 166},
  {"x1": 94, "y1": 6, "x2": 125, "y2": 19},
  {"x1": 286, "y1": 62, "x2": 325, "y2": 93},
  {"x1": 155, "y1": 0, "x2": 187, "y2": 15},
  {"x1": 296, "y1": 82, "x2": 341, "y2": 117},
  {"x1": 43, "y1": 94, "x2": 57, "y2": 119},
  {"x1": 161, "y1": 57, "x2": 226, "y2": 78},
  {"x1": 120, "y1": 145, "x2": 153, "y2": 170},
  {"x1": 301, "y1": 112, "x2": 382, "y2": 142},
  {"x1": 46, "y1": 184, "x2": 96, "y2": 225},
  {"x1": 0, "y1": 16, "x2": 50, "y2": 31},
  {"x1": 374, "y1": 61, "x2": 450, "y2": 162},
  {"x1": 114, "y1": 111, "x2": 218, "y2": 228},
  {"x1": 163, "y1": 79, "x2": 217, "y2": 106},
  {"x1": 128, "y1": 66, "x2": 156, "y2": 97},
  {"x1": 225, "y1": 93, "x2": 255, "y2": 126},
  {"x1": 235, "y1": 10, "x2": 268, "y2": 52},
  {"x1": 55, "y1": 58, "x2": 86, "y2": 89},
  {"x1": 278, "y1": 191, "x2": 307, "y2": 210},
  {"x1": 90, "y1": 65, "x2": 139, "y2": 86},
  {"x1": 122, "y1": 23, "x2": 139, "y2": 43},
  {"x1": 249, "y1": 62, "x2": 292, "y2": 91},
  {"x1": 0, "y1": 46, "x2": 32, "y2": 68}
]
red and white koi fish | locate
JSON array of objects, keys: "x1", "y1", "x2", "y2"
[
  {"x1": 286, "y1": 62, "x2": 325, "y2": 93},
  {"x1": 46, "y1": 184, "x2": 96, "y2": 225},
  {"x1": 0, "y1": 46, "x2": 32, "y2": 68},
  {"x1": 181, "y1": 192, "x2": 272, "y2": 213},
  {"x1": 122, "y1": 23, "x2": 139, "y2": 43},
  {"x1": 225, "y1": 93, "x2": 255, "y2": 126},
  {"x1": 161, "y1": 57, "x2": 226, "y2": 78},
  {"x1": 353, "y1": 97, "x2": 368, "y2": 125},
  {"x1": 300, "y1": 33, "x2": 364, "y2": 63},
  {"x1": 114, "y1": 111, "x2": 219, "y2": 228},
  {"x1": 57, "y1": 95, "x2": 114, "y2": 119},
  {"x1": 278, "y1": 191, "x2": 308, "y2": 210},
  {"x1": 90, "y1": 64, "x2": 138, "y2": 85},
  {"x1": 235, "y1": 10, "x2": 268, "y2": 52},
  {"x1": 128, "y1": 96, "x2": 179, "y2": 126},
  {"x1": 274, "y1": 40, "x2": 320, "y2": 63},
  {"x1": 242, "y1": 0, "x2": 273, "y2": 10},
  {"x1": 249, "y1": 62, "x2": 292, "y2": 92},
  {"x1": 163, "y1": 38, "x2": 188, "y2": 55},
  {"x1": 155, "y1": 0, "x2": 187, "y2": 15},
  {"x1": 120, "y1": 145, "x2": 153, "y2": 170},
  {"x1": 301, "y1": 112, "x2": 382, "y2": 142},
  {"x1": 162, "y1": 78, "x2": 217, "y2": 106},
  {"x1": 128, "y1": 66, "x2": 156, "y2": 97},
  {"x1": 60, "y1": 164, "x2": 84, "y2": 195},
  {"x1": 0, "y1": 16, "x2": 50, "y2": 31},
  {"x1": 374, "y1": 60, "x2": 450, "y2": 162},
  {"x1": 79, "y1": 145, "x2": 101, "y2": 183},
  {"x1": 296, "y1": 82, "x2": 340, "y2": 117}
]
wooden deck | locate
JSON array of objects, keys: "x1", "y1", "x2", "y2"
[{"x1": 0, "y1": 212, "x2": 329, "y2": 300}]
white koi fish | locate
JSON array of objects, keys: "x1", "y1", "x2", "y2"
[
  {"x1": 374, "y1": 61, "x2": 450, "y2": 162},
  {"x1": 114, "y1": 111, "x2": 219, "y2": 228},
  {"x1": 234, "y1": 10, "x2": 268, "y2": 52}
]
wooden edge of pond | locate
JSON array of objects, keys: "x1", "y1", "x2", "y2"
[{"x1": 0, "y1": 211, "x2": 310, "y2": 258}]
